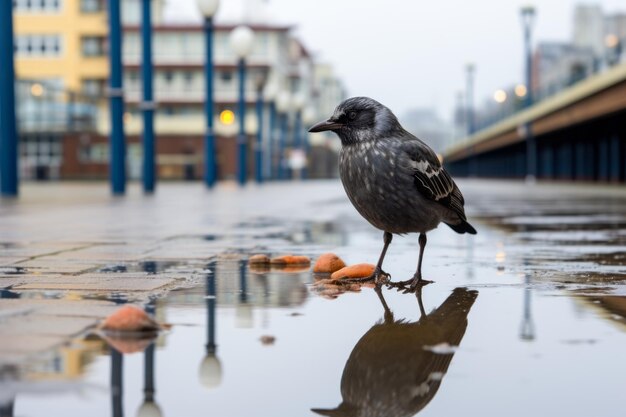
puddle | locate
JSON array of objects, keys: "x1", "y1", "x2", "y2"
[{"x1": 4, "y1": 182, "x2": 626, "y2": 416}]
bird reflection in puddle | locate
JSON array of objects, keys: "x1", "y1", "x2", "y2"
[{"x1": 313, "y1": 287, "x2": 478, "y2": 417}]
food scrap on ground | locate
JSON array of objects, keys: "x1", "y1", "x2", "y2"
[{"x1": 313, "y1": 253, "x2": 346, "y2": 274}]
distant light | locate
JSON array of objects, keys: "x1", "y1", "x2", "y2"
[
  {"x1": 605, "y1": 34, "x2": 619, "y2": 48},
  {"x1": 220, "y1": 109, "x2": 235, "y2": 125},
  {"x1": 30, "y1": 83, "x2": 44, "y2": 97},
  {"x1": 494, "y1": 89, "x2": 507, "y2": 103},
  {"x1": 514, "y1": 84, "x2": 527, "y2": 98}
]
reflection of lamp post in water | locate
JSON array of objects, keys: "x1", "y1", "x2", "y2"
[
  {"x1": 111, "y1": 347, "x2": 124, "y2": 417},
  {"x1": 199, "y1": 264, "x2": 222, "y2": 388},
  {"x1": 236, "y1": 259, "x2": 253, "y2": 328},
  {"x1": 520, "y1": 271, "x2": 535, "y2": 341},
  {"x1": 137, "y1": 302, "x2": 162, "y2": 417}
]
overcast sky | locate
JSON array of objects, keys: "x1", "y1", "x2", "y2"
[{"x1": 164, "y1": 0, "x2": 625, "y2": 121}]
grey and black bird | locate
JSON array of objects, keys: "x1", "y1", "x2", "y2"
[{"x1": 309, "y1": 97, "x2": 476, "y2": 290}]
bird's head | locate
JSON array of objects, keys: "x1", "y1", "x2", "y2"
[{"x1": 308, "y1": 97, "x2": 401, "y2": 146}]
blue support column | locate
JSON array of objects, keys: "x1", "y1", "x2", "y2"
[
  {"x1": 278, "y1": 113, "x2": 287, "y2": 180},
  {"x1": 236, "y1": 58, "x2": 247, "y2": 186},
  {"x1": 254, "y1": 88, "x2": 263, "y2": 183},
  {"x1": 108, "y1": 0, "x2": 126, "y2": 195},
  {"x1": 302, "y1": 127, "x2": 309, "y2": 180},
  {"x1": 203, "y1": 17, "x2": 217, "y2": 187},
  {"x1": 609, "y1": 135, "x2": 620, "y2": 182},
  {"x1": 294, "y1": 111, "x2": 302, "y2": 150},
  {"x1": 141, "y1": 0, "x2": 155, "y2": 193},
  {"x1": 0, "y1": 0, "x2": 18, "y2": 196},
  {"x1": 598, "y1": 138, "x2": 609, "y2": 182},
  {"x1": 267, "y1": 101, "x2": 276, "y2": 180}
]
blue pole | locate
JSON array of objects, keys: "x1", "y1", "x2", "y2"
[
  {"x1": 0, "y1": 0, "x2": 18, "y2": 196},
  {"x1": 268, "y1": 101, "x2": 276, "y2": 180},
  {"x1": 236, "y1": 58, "x2": 247, "y2": 186},
  {"x1": 294, "y1": 110, "x2": 302, "y2": 179},
  {"x1": 302, "y1": 125, "x2": 309, "y2": 180},
  {"x1": 278, "y1": 113, "x2": 287, "y2": 180},
  {"x1": 203, "y1": 17, "x2": 217, "y2": 187},
  {"x1": 294, "y1": 111, "x2": 302, "y2": 150},
  {"x1": 254, "y1": 88, "x2": 264, "y2": 183},
  {"x1": 108, "y1": 0, "x2": 126, "y2": 195},
  {"x1": 141, "y1": 0, "x2": 155, "y2": 193}
]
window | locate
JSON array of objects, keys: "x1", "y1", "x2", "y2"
[
  {"x1": 81, "y1": 36, "x2": 106, "y2": 57},
  {"x1": 14, "y1": 34, "x2": 62, "y2": 57},
  {"x1": 164, "y1": 71, "x2": 175, "y2": 84},
  {"x1": 220, "y1": 71, "x2": 233, "y2": 83},
  {"x1": 14, "y1": 0, "x2": 62, "y2": 12},
  {"x1": 80, "y1": 0, "x2": 104, "y2": 13},
  {"x1": 81, "y1": 79, "x2": 105, "y2": 97},
  {"x1": 183, "y1": 72, "x2": 194, "y2": 86}
]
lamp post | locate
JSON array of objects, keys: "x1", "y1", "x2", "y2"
[
  {"x1": 465, "y1": 63, "x2": 475, "y2": 136},
  {"x1": 465, "y1": 63, "x2": 477, "y2": 177},
  {"x1": 197, "y1": 0, "x2": 220, "y2": 188},
  {"x1": 521, "y1": 5, "x2": 536, "y2": 182},
  {"x1": 265, "y1": 87, "x2": 277, "y2": 180},
  {"x1": 141, "y1": 0, "x2": 155, "y2": 194},
  {"x1": 108, "y1": 0, "x2": 126, "y2": 195},
  {"x1": 229, "y1": 25, "x2": 255, "y2": 186},
  {"x1": 301, "y1": 107, "x2": 316, "y2": 180},
  {"x1": 291, "y1": 93, "x2": 305, "y2": 179},
  {"x1": 0, "y1": 0, "x2": 18, "y2": 196},
  {"x1": 275, "y1": 91, "x2": 291, "y2": 180},
  {"x1": 254, "y1": 71, "x2": 268, "y2": 184}
]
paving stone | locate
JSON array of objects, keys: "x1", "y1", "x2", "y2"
[
  {"x1": 13, "y1": 260, "x2": 102, "y2": 274},
  {"x1": 0, "y1": 257, "x2": 28, "y2": 266},
  {"x1": 0, "y1": 335, "x2": 63, "y2": 354},
  {"x1": 14, "y1": 276, "x2": 178, "y2": 291},
  {"x1": 0, "y1": 299, "x2": 118, "y2": 318},
  {"x1": 0, "y1": 315, "x2": 97, "y2": 337}
]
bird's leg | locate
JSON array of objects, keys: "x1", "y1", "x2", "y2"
[
  {"x1": 374, "y1": 285, "x2": 394, "y2": 324},
  {"x1": 415, "y1": 286, "x2": 426, "y2": 318},
  {"x1": 388, "y1": 233, "x2": 433, "y2": 290},
  {"x1": 340, "y1": 231, "x2": 392, "y2": 286}
]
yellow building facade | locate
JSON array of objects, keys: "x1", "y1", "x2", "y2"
[{"x1": 13, "y1": 0, "x2": 109, "y2": 94}]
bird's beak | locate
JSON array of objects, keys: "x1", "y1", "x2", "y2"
[{"x1": 308, "y1": 118, "x2": 343, "y2": 133}]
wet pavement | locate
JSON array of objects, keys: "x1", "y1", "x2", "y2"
[{"x1": 1, "y1": 180, "x2": 626, "y2": 416}]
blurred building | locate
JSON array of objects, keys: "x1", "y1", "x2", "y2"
[
  {"x1": 459, "y1": 3, "x2": 626, "y2": 141},
  {"x1": 533, "y1": 42, "x2": 596, "y2": 99},
  {"x1": 534, "y1": 4, "x2": 626, "y2": 100},
  {"x1": 12, "y1": 0, "x2": 344, "y2": 180}
]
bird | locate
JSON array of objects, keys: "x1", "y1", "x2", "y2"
[
  {"x1": 309, "y1": 97, "x2": 476, "y2": 290},
  {"x1": 312, "y1": 287, "x2": 479, "y2": 417}
]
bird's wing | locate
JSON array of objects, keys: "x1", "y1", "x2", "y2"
[{"x1": 399, "y1": 137, "x2": 467, "y2": 221}]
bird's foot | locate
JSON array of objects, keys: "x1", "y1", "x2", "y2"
[
  {"x1": 387, "y1": 274, "x2": 433, "y2": 293},
  {"x1": 339, "y1": 267, "x2": 390, "y2": 286}
]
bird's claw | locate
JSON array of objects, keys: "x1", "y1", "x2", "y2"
[{"x1": 387, "y1": 275, "x2": 433, "y2": 293}]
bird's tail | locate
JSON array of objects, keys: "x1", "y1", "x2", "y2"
[{"x1": 445, "y1": 220, "x2": 477, "y2": 235}]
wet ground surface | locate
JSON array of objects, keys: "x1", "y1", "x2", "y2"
[{"x1": 1, "y1": 180, "x2": 626, "y2": 416}]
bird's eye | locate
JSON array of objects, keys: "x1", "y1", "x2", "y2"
[{"x1": 348, "y1": 111, "x2": 357, "y2": 120}]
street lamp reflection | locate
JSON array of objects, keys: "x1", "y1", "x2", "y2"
[{"x1": 199, "y1": 262, "x2": 223, "y2": 389}]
